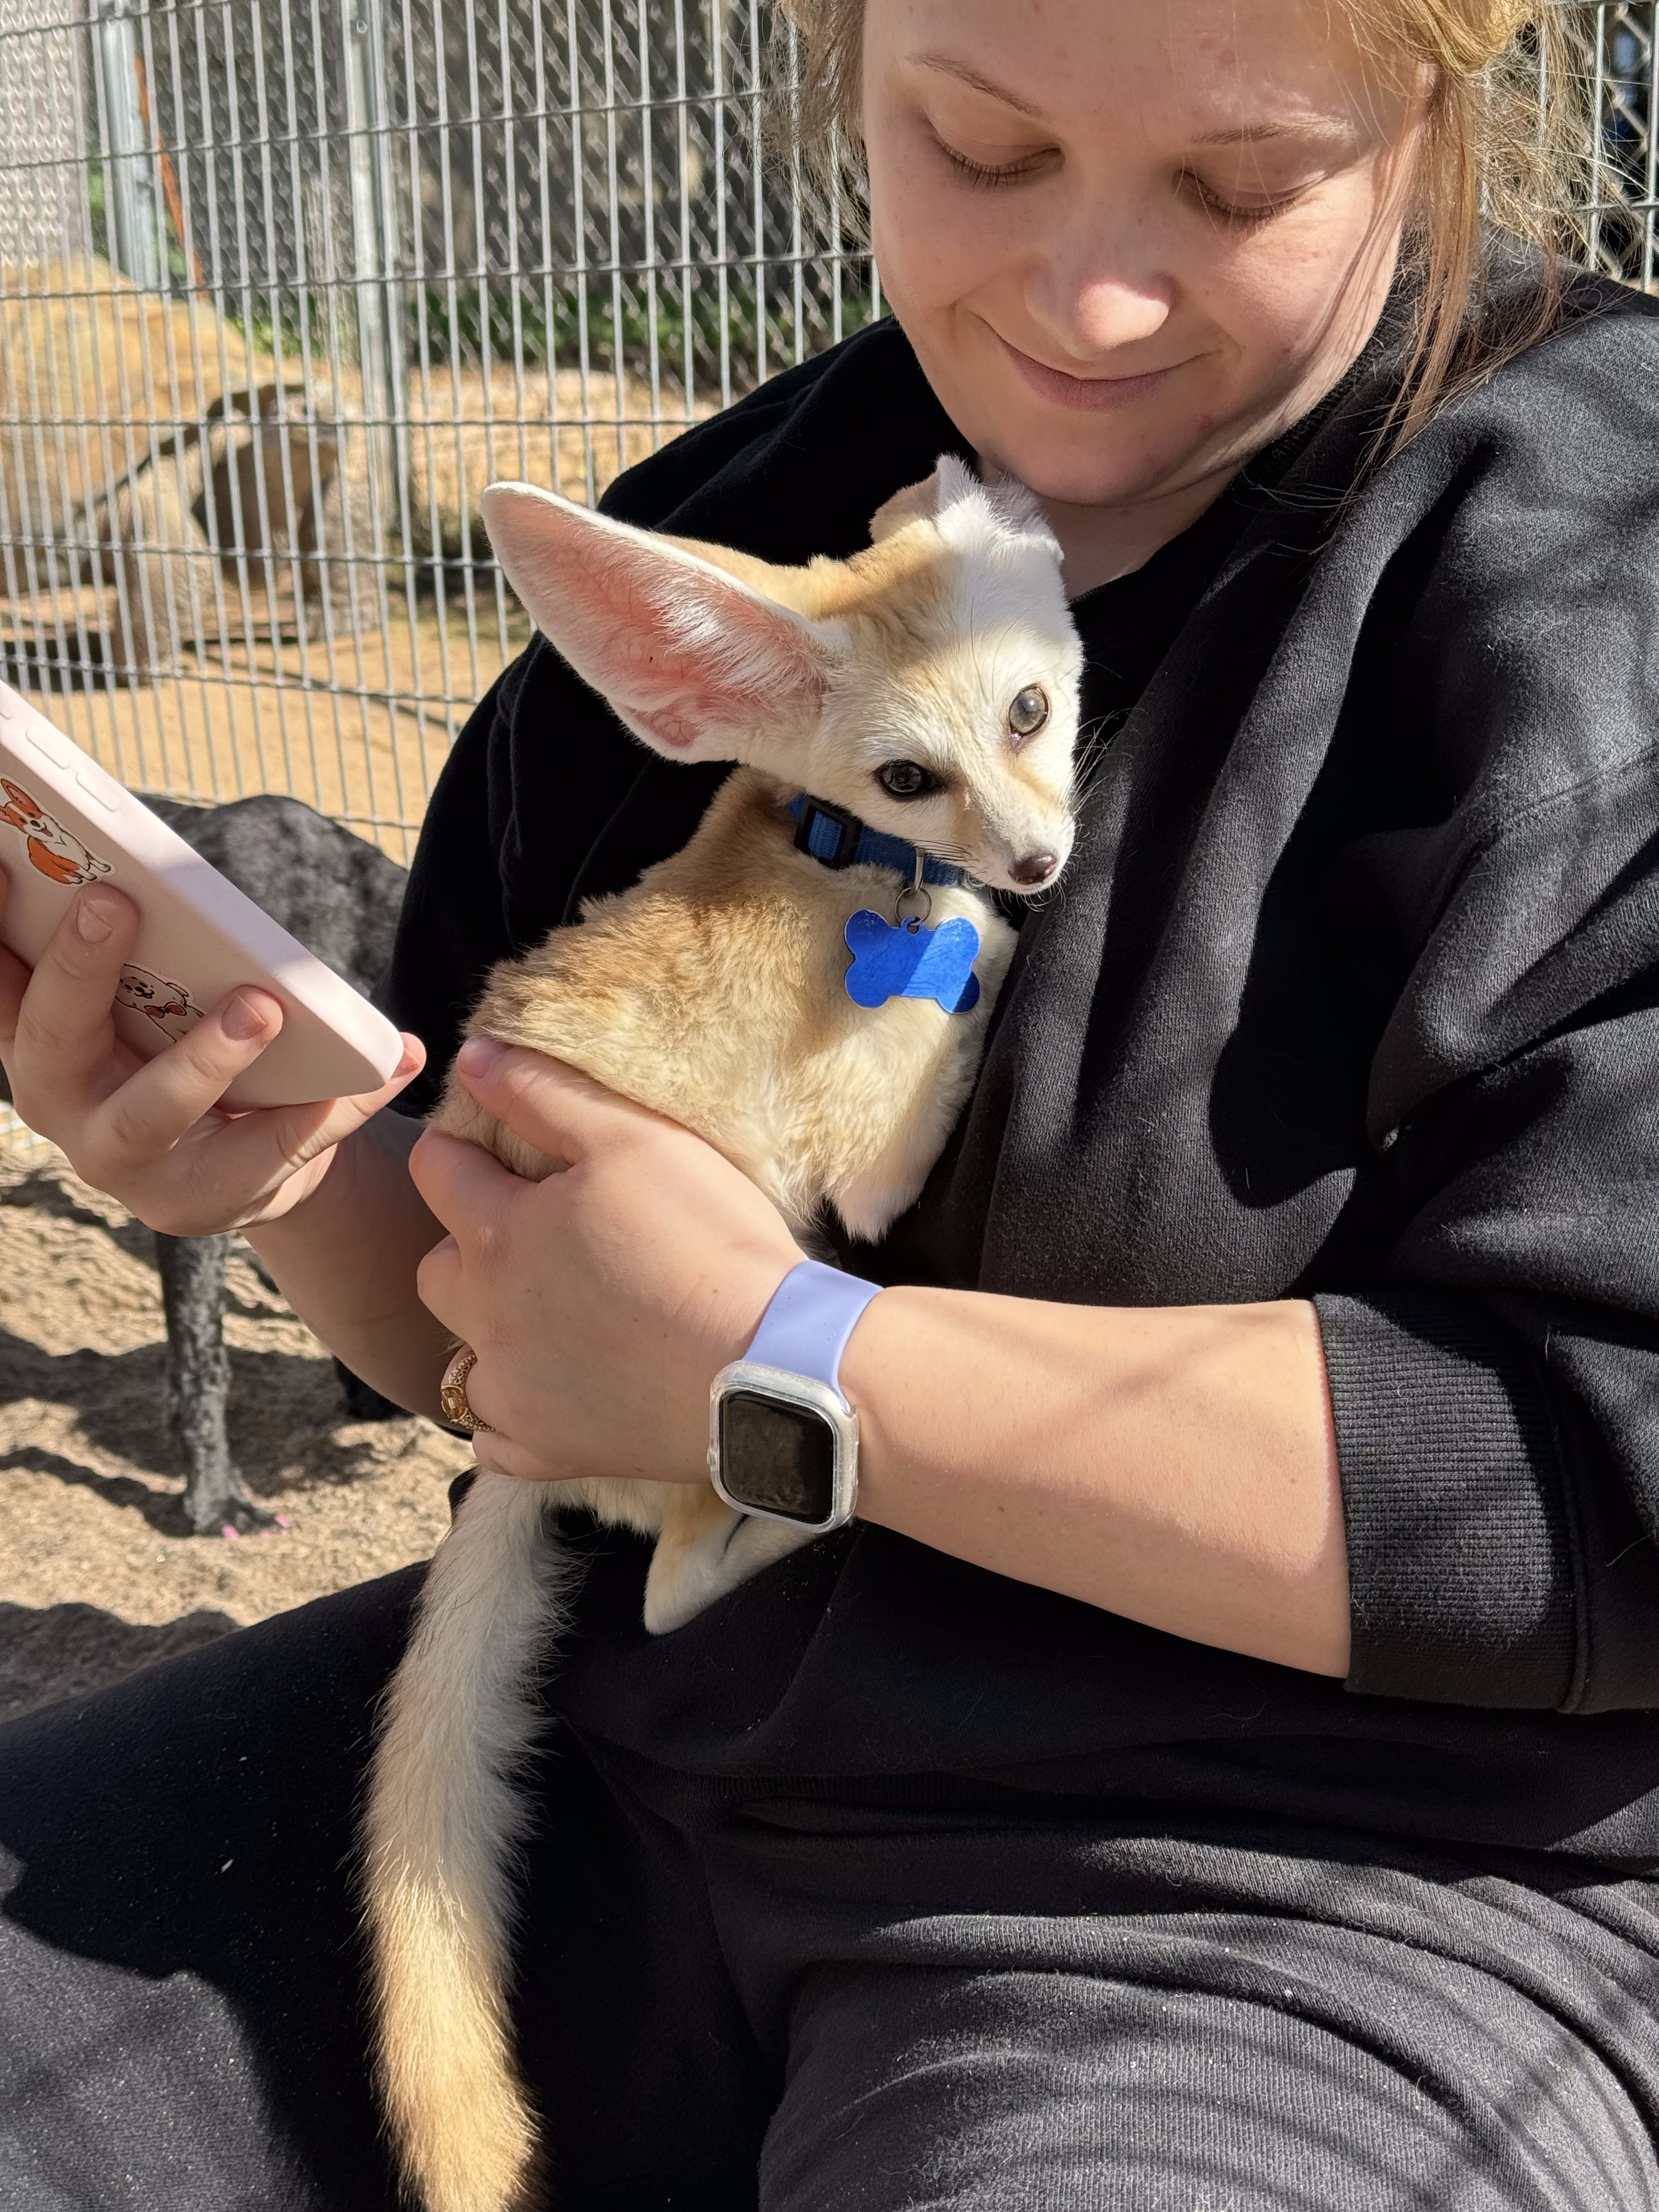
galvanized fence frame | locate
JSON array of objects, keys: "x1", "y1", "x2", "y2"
[{"x1": 0, "y1": 0, "x2": 880, "y2": 864}]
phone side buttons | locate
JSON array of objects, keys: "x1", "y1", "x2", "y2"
[
  {"x1": 73, "y1": 763, "x2": 120, "y2": 811},
  {"x1": 19, "y1": 721, "x2": 73, "y2": 768}
]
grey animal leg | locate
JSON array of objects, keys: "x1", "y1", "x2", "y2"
[{"x1": 154, "y1": 1230, "x2": 278, "y2": 1536}]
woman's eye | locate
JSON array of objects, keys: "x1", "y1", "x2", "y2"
[
  {"x1": 930, "y1": 127, "x2": 1052, "y2": 193},
  {"x1": 1008, "y1": 686, "x2": 1049, "y2": 741},
  {"x1": 1181, "y1": 170, "x2": 1301, "y2": 226},
  {"x1": 878, "y1": 760, "x2": 939, "y2": 800}
]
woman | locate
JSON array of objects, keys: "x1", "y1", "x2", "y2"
[{"x1": 5, "y1": 0, "x2": 1659, "y2": 2203}]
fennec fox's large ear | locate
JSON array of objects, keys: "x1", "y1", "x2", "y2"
[
  {"x1": 869, "y1": 454, "x2": 1056, "y2": 549},
  {"x1": 481, "y1": 479, "x2": 832, "y2": 763},
  {"x1": 868, "y1": 474, "x2": 938, "y2": 544}
]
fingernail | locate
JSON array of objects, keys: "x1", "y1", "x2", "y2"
[
  {"x1": 75, "y1": 893, "x2": 112, "y2": 943},
  {"x1": 456, "y1": 1035, "x2": 504, "y2": 1080},
  {"x1": 222, "y1": 991, "x2": 268, "y2": 1042}
]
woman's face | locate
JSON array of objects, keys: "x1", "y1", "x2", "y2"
[{"x1": 864, "y1": 0, "x2": 1425, "y2": 515}]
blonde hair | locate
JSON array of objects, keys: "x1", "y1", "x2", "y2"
[{"x1": 771, "y1": 0, "x2": 1591, "y2": 458}]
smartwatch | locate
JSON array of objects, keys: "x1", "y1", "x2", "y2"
[{"x1": 707, "y1": 1260, "x2": 882, "y2": 1534}]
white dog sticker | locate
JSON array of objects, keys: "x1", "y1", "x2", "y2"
[{"x1": 116, "y1": 963, "x2": 204, "y2": 1046}]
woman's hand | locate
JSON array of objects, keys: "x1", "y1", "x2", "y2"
[
  {"x1": 409, "y1": 1037, "x2": 803, "y2": 1485},
  {"x1": 0, "y1": 870, "x2": 423, "y2": 1235}
]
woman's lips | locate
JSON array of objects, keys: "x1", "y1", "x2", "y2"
[{"x1": 998, "y1": 332, "x2": 1185, "y2": 411}]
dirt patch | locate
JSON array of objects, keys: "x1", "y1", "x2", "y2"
[{"x1": 0, "y1": 1146, "x2": 472, "y2": 1723}]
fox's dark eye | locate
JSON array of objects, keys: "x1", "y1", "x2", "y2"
[
  {"x1": 878, "y1": 759, "x2": 939, "y2": 800},
  {"x1": 1009, "y1": 686, "x2": 1049, "y2": 741}
]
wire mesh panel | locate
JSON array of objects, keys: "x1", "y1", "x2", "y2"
[
  {"x1": 0, "y1": 0, "x2": 875, "y2": 857},
  {"x1": 0, "y1": 2, "x2": 1647, "y2": 862},
  {"x1": 1575, "y1": 2, "x2": 1659, "y2": 280}
]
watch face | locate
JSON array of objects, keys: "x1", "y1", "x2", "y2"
[{"x1": 718, "y1": 1390, "x2": 837, "y2": 1523}]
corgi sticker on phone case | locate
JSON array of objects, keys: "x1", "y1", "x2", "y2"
[
  {"x1": 0, "y1": 777, "x2": 114, "y2": 888},
  {"x1": 117, "y1": 964, "x2": 204, "y2": 1045}
]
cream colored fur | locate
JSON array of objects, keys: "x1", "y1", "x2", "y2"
[{"x1": 363, "y1": 459, "x2": 1082, "y2": 2212}]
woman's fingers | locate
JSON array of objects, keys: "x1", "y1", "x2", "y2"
[
  {"x1": 272, "y1": 1040, "x2": 428, "y2": 1169},
  {"x1": 427, "y1": 1342, "x2": 584, "y2": 1485},
  {"x1": 405, "y1": 1041, "x2": 803, "y2": 1490},
  {"x1": 224, "y1": 1041, "x2": 429, "y2": 1190},
  {"x1": 0, "y1": 838, "x2": 427, "y2": 1235},
  {"x1": 453, "y1": 1036, "x2": 662, "y2": 1163},
  {"x1": 408, "y1": 1123, "x2": 522, "y2": 1245},
  {"x1": 469, "y1": 1425, "x2": 551, "y2": 1484},
  {"x1": 413, "y1": 1230, "x2": 462, "y2": 1334},
  {"x1": 101, "y1": 1036, "x2": 425, "y2": 1231},
  {"x1": 0, "y1": 863, "x2": 31, "y2": 1059},
  {"x1": 86, "y1": 985, "x2": 284, "y2": 1170},
  {"x1": 305, "y1": 1037, "x2": 427, "y2": 1135},
  {"x1": 8, "y1": 885, "x2": 140, "y2": 1120}
]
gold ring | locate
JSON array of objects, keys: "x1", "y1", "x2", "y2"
[{"x1": 439, "y1": 1344, "x2": 495, "y2": 1435}]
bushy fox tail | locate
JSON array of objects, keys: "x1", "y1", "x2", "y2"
[{"x1": 363, "y1": 1471, "x2": 570, "y2": 2212}]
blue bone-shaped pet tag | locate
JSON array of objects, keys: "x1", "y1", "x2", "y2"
[{"x1": 843, "y1": 909, "x2": 982, "y2": 1014}]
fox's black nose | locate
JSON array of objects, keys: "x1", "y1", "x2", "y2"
[{"x1": 1008, "y1": 850, "x2": 1058, "y2": 887}]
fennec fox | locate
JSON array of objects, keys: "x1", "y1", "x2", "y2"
[{"x1": 364, "y1": 455, "x2": 1084, "y2": 2212}]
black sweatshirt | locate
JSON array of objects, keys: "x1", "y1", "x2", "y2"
[{"x1": 386, "y1": 264, "x2": 1659, "y2": 1860}]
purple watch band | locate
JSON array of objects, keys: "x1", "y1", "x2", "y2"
[{"x1": 743, "y1": 1260, "x2": 882, "y2": 1406}]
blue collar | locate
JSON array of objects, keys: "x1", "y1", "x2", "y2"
[{"x1": 787, "y1": 795, "x2": 964, "y2": 888}]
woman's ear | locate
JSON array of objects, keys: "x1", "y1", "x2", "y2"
[{"x1": 481, "y1": 481, "x2": 832, "y2": 762}]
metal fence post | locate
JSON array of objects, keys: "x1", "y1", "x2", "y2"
[
  {"x1": 93, "y1": 0, "x2": 161, "y2": 289},
  {"x1": 341, "y1": 0, "x2": 404, "y2": 533}
]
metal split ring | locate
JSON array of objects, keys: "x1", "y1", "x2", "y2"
[
  {"x1": 894, "y1": 849, "x2": 932, "y2": 932},
  {"x1": 439, "y1": 1343, "x2": 496, "y2": 1435}
]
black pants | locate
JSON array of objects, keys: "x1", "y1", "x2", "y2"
[{"x1": 4, "y1": 1568, "x2": 1659, "y2": 2211}]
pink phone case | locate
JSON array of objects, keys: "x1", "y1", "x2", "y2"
[{"x1": 0, "y1": 681, "x2": 405, "y2": 1110}]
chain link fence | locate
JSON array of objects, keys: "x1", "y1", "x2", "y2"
[
  {"x1": 0, "y1": 0, "x2": 1649, "y2": 876},
  {"x1": 0, "y1": 0, "x2": 877, "y2": 864}
]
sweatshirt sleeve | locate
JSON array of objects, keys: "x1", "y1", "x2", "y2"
[
  {"x1": 1318, "y1": 967, "x2": 1659, "y2": 1714},
  {"x1": 1317, "y1": 811, "x2": 1659, "y2": 1714},
  {"x1": 1316, "y1": 1290, "x2": 1577, "y2": 1708},
  {"x1": 1315, "y1": 332, "x2": 1659, "y2": 1710}
]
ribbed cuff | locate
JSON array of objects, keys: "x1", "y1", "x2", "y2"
[{"x1": 1313, "y1": 1294, "x2": 1576, "y2": 1709}]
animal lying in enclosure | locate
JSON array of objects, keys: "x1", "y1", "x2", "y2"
[
  {"x1": 363, "y1": 459, "x2": 1084, "y2": 2212},
  {"x1": 0, "y1": 791, "x2": 407, "y2": 1534}
]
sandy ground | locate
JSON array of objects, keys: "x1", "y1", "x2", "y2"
[{"x1": 0, "y1": 1139, "x2": 473, "y2": 1723}]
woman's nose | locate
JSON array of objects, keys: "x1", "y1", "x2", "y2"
[
  {"x1": 1073, "y1": 278, "x2": 1171, "y2": 354},
  {"x1": 1025, "y1": 220, "x2": 1174, "y2": 358}
]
